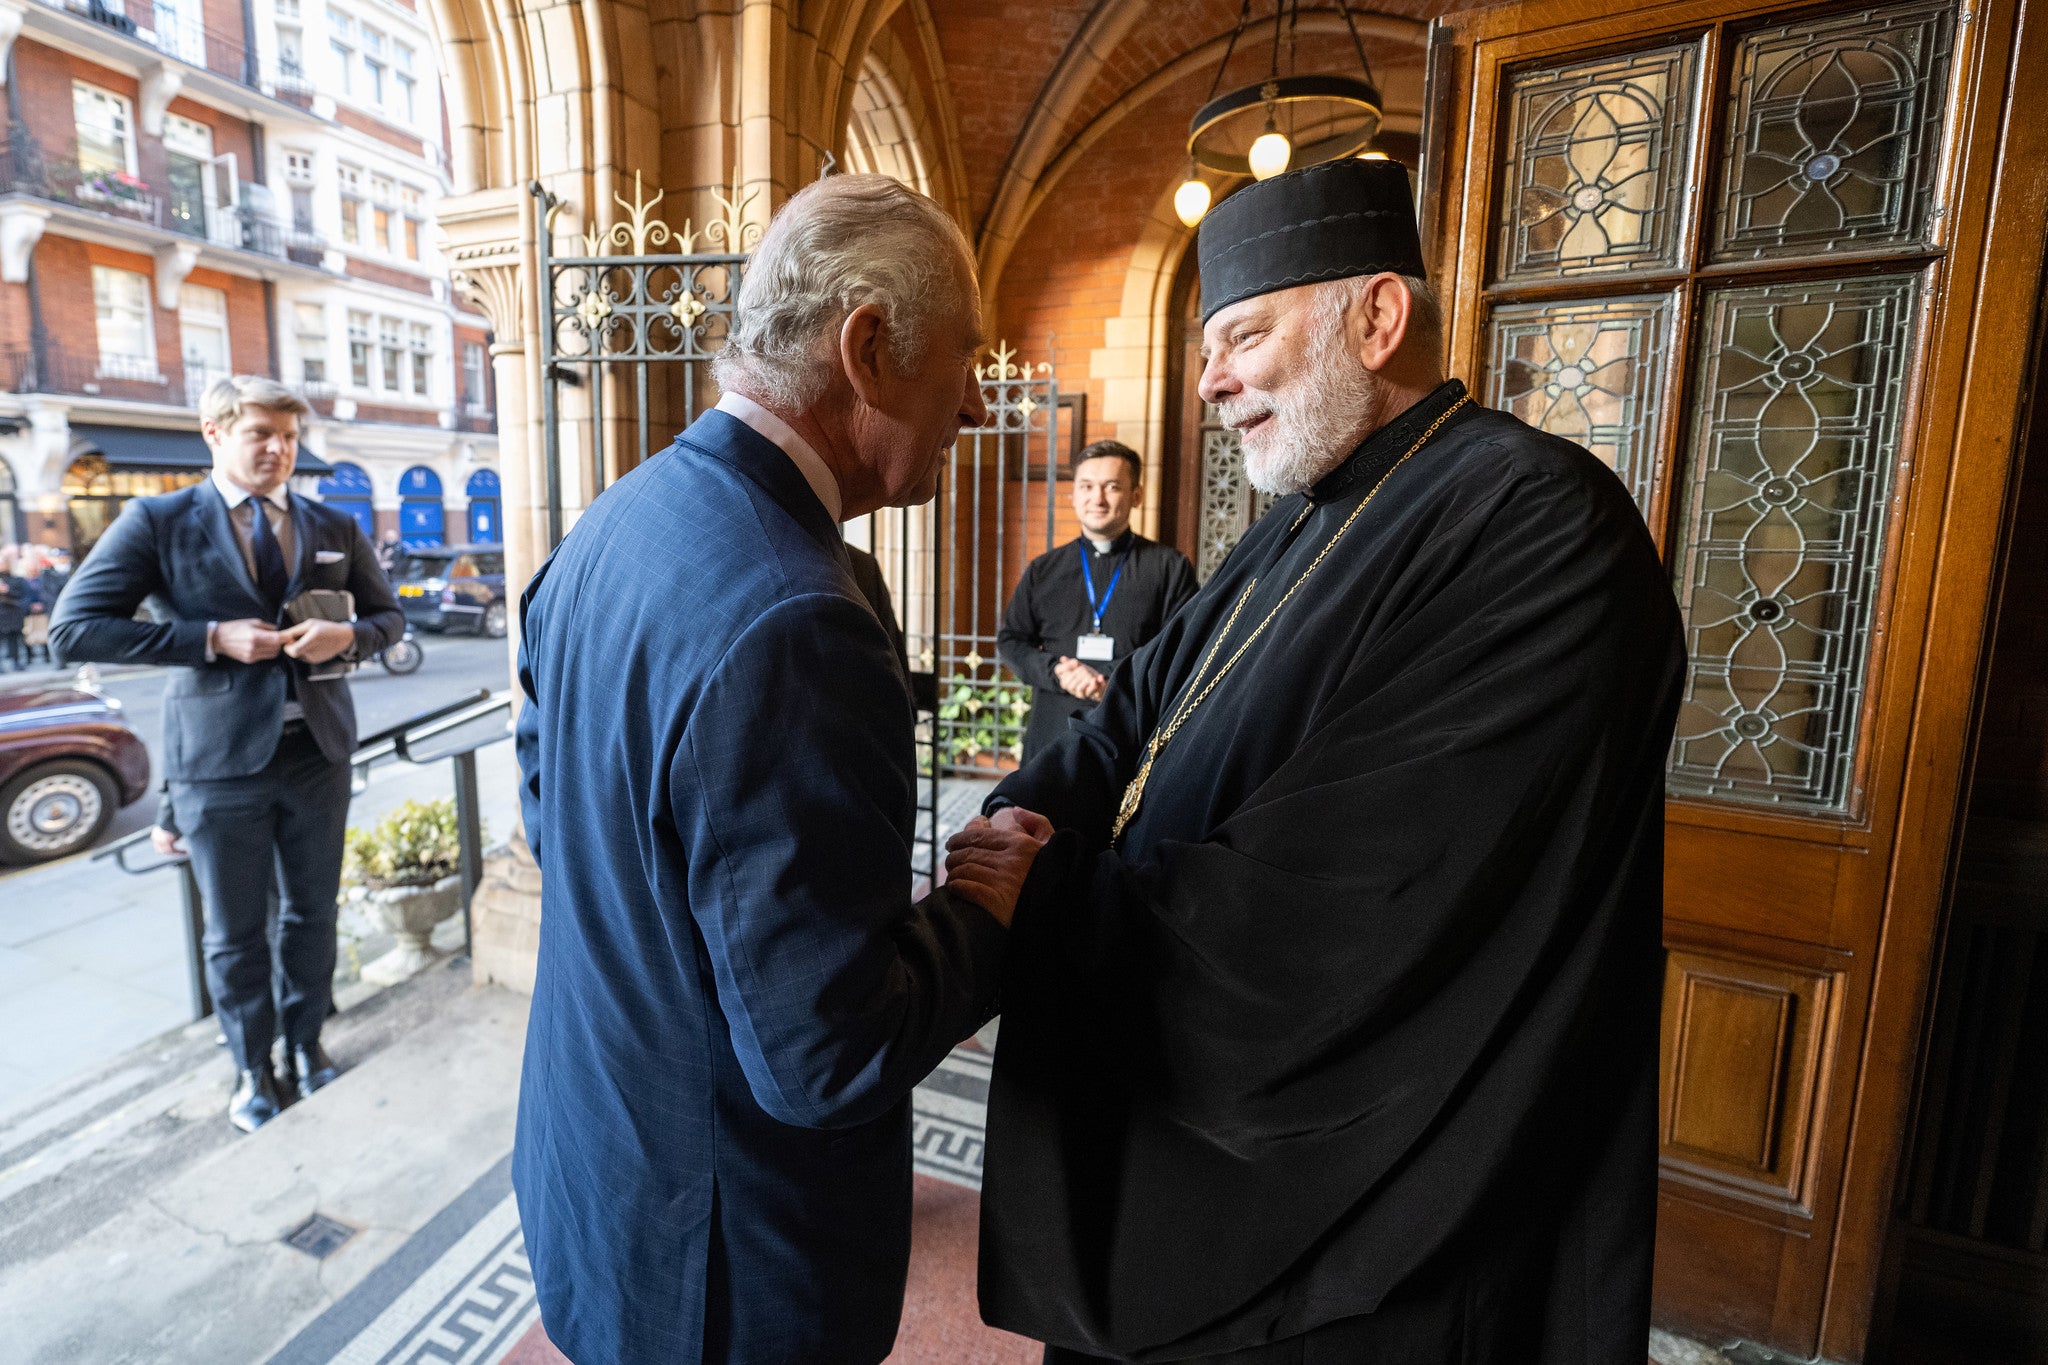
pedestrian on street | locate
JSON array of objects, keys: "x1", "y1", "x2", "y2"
[
  {"x1": 997, "y1": 441, "x2": 1197, "y2": 761},
  {"x1": 0, "y1": 548, "x2": 30, "y2": 672},
  {"x1": 50, "y1": 375, "x2": 405, "y2": 1134}
]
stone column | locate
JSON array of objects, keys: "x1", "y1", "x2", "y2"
[{"x1": 442, "y1": 184, "x2": 545, "y2": 994}]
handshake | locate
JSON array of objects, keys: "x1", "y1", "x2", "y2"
[{"x1": 942, "y1": 806, "x2": 1053, "y2": 928}]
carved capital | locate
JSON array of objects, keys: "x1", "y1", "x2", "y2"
[{"x1": 438, "y1": 186, "x2": 529, "y2": 341}]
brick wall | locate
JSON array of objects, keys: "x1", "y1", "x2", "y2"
[
  {"x1": 352, "y1": 402, "x2": 442, "y2": 426},
  {"x1": 928, "y1": 0, "x2": 1098, "y2": 226},
  {"x1": 346, "y1": 258, "x2": 435, "y2": 294},
  {"x1": 13, "y1": 42, "x2": 261, "y2": 193},
  {"x1": 334, "y1": 105, "x2": 425, "y2": 158},
  {"x1": 183, "y1": 265, "x2": 273, "y2": 375}
]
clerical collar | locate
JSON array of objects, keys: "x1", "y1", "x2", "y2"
[
  {"x1": 1307, "y1": 379, "x2": 1471, "y2": 506},
  {"x1": 1081, "y1": 529, "x2": 1134, "y2": 556}
]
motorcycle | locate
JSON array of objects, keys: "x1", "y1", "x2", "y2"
[{"x1": 376, "y1": 628, "x2": 424, "y2": 675}]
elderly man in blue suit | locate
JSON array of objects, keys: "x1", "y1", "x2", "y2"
[
  {"x1": 52, "y1": 375, "x2": 404, "y2": 1132},
  {"x1": 514, "y1": 174, "x2": 1055, "y2": 1364}
]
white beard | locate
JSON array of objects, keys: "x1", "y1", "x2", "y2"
[{"x1": 1218, "y1": 311, "x2": 1383, "y2": 498}]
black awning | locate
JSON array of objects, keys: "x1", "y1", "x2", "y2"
[{"x1": 68, "y1": 423, "x2": 334, "y2": 477}]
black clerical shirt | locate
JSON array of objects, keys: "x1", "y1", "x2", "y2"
[{"x1": 998, "y1": 530, "x2": 1196, "y2": 760}]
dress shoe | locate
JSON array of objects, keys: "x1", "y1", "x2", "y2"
[
  {"x1": 293, "y1": 1041, "x2": 341, "y2": 1096},
  {"x1": 228, "y1": 1068, "x2": 285, "y2": 1133}
]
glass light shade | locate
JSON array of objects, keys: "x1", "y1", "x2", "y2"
[
  {"x1": 1248, "y1": 130, "x2": 1292, "y2": 180},
  {"x1": 1174, "y1": 177, "x2": 1213, "y2": 227},
  {"x1": 1360, "y1": 150, "x2": 1390, "y2": 160}
]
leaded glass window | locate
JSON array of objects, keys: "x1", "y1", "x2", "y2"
[
  {"x1": 1497, "y1": 45, "x2": 1698, "y2": 280},
  {"x1": 1666, "y1": 275, "x2": 1919, "y2": 811},
  {"x1": 1196, "y1": 405, "x2": 1273, "y2": 583},
  {"x1": 1713, "y1": 2, "x2": 1954, "y2": 262},
  {"x1": 1485, "y1": 295, "x2": 1673, "y2": 513},
  {"x1": 1479, "y1": 0, "x2": 1955, "y2": 819}
]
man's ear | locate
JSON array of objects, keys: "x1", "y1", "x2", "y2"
[
  {"x1": 1356, "y1": 273, "x2": 1412, "y2": 373},
  {"x1": 840, "y1": 303, "x2": 891, "y2": 406}
]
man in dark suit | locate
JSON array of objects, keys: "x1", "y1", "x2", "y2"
[
  {"x1": 52, "y1": 376, "x2": 403, "y2": 1133},
  {"x1": 514, "y1": 174, "x2": 1053, "y2": 1365},
  {"x1": 998, "y1": 439, "x2": 1197, "y2": 760}
]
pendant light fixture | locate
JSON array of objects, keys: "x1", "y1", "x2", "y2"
[{"x1": 1174, "y1": 0, "x2": 1385, "y2": 224}]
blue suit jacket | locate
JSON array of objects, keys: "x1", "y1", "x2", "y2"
[
  {"x1": 513, "y1": 410, "x2": 1006, "y2": 1365},
  {"x1": 50, "y1": 479, "x2": 403, "y2": 777}
]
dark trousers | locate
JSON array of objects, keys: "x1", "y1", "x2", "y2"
[{"x1": 171, "y1": 725, "x2": 352, "y2": 1071}]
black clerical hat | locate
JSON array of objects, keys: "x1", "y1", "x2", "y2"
[{"x1": 1197, "y1": 158, "x2": 1425, "y2": 322}]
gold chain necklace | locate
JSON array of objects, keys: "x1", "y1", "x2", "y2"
[{"x1": 1110, "y1": 394, "x2": 1471, "y2": 844}]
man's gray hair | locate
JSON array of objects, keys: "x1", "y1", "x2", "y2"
[
  {"x1": 1312, "y1": 273, "x2": 1444, "y2": 363},
  {"x1": 200, "y1": 374, "x2": 311, "y2": 428},
  {"x1": 712, "y1": 174, "x2": 978, "y2": 411}
]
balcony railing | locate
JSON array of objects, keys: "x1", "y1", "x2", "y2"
[
  {"x1": 2, "y1": 127, "x2": 296, "y2": 265},
  {"x1": 40, "y1": 0, "x2": 315, "y2": 105},
  {"x1": 0, "y1": 343, "x2": 226, "y2": 408}
]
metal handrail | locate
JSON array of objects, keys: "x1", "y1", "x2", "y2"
[{"x1": 92, "y1": 688, "x2": 518, "y2": 1023}]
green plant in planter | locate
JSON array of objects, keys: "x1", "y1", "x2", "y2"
[
  {"x1": 343, "y1": 798, "x2": 478, "y2": 890},
  {"x1": 936, "y1": 676, "x2": 1032, "y2": 766}
]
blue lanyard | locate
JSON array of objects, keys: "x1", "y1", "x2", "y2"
[{"x1": 1078, "y1": 542, "x2": 1126, "y2": 632}]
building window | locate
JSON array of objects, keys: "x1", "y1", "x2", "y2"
[
  {"x1": 92, "y1": 266, "x2": 157, "y2": 377},
  {"x1": 361, "y1": 25, "x2": 386, "y2": 104},
  {"x1": 291, "y1": 186, "x2": 316, "y2": 234},
  {"x1": 327, "y1": 8, "x2": 355, "y2": 96},
  {"x1": 284, "y1": 150, "x2": 315, "y2": 183},
  {"x1": 338, "y1": 163, "x2": 363, "y2": 245},
  {"x1": 380, "y1": 316, "x2": 403, "y2": 391},
  {"x1": 318, "y1": 461, "x2": 375, "y2": 538},
  {"x1": 409, "y1": 323, "x2": 432, "y2": 397},
  {"x1": 296, "y1": 303, "x2": 329, "y2": 386},
  {"x1": 462, "y1": 341, "x2": 487, "y2": 410},
  {"x1": 370, "y1": 174, "x2": 395, "y2": 253},
  {"x1": 277, "y1": 23, "x2": 305, "y2": 80},
  {"x1": 395, "y1": 42, "x2": 417, "y2": 122},
  {"x1": 179, "y1": 284, "x2": 231, "y2": 406},
  {"x1": 72, "y1": 84, "x2": 137, "y2": 177},
  {"x1": 348, "y1": 310, "x2": 372, "y2": 388},
  {"x1": 401, "y1": 185, "x2": 422, "y2": 260}
]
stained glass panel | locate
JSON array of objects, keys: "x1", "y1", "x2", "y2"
[
  {"x1": 1667, "y1": 274, "x2": 1920, "y2": 813},
  {"x1": 1195, "y1": 408, "x2": 1272, "y2": 583},
  {"x1": 1498, "y1": 45, "x2": 1698, "y2": 280},
  {"x1": 1713, "y1": 1, "x2": 1954, "y2": 262},
  {"x1": 1486, "y1": 294, "x2": 1673, "y2": 514}
]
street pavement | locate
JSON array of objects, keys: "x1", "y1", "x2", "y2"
[{"x1": 0, "y1": 633, "x2": 520, "y2": 1118}]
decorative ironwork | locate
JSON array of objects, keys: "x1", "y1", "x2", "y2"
[
  {"x1": 1667, "y1": 273, "x2": 1920, "y2": 813},
  {"x1": 939, "y1": 345, "x2": 1063, "y2": 769},
  {"x1": 1486, "y1": 294, "x2": 1673, "y2": 513},
  {"x1": 1498, "y1": 45, "x2": 1698, "y2": 280},
  {"x1": 1714, "y1": 1, "x2": 1954, "y2": 262},
  {"x1": 1196, "y1": 405, "x2": 1273, "y2": 582}
]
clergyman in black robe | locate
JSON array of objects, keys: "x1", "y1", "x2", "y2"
[{"x1": 958, "y1": 158, "x2": 1687, "y2": 1363}]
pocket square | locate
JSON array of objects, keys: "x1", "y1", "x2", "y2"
[{"x1": 315, "y1": 550, "x2": 346, "y2": 564}]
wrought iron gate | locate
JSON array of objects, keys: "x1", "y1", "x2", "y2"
[{"x1": 529, "y1": 178, "x2": 1065, "y2": 881}]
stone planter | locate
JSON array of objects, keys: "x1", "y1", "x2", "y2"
[{"x1": 359, "y1": 873, "x2": 463, "y2": 986}]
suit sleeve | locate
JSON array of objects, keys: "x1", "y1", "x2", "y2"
[
  {"x1": 998, "y1": 562, "x2": 1065, "y2": 693},
  {"x1": 49, "y1": 500, "x2": 209, "y2": 666},
  {"x1": 344, "y1": 518, "x2": 405, "y2": 657},
  {"x1": 682, "y1": 592, "x2": 1006, "y2": 1129}
]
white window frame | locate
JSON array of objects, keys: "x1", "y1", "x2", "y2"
[
  {"x1": 408, "y1": 322, "x2": 433, "y2": 398},
  {"x1": 348, "y1": 309, "x2": 373, "y2": 389},
  {"x1": 92, "y1": 266, "x2": 158, "y2": 377},
  {"x1": 72, "y1": 83, "x2": 138, "y2": 178},
  {"x1": 178, "y1": 283, "x2": 232, "y2": 389}
]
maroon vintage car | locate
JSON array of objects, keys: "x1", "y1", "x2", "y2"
[{"x1": 0, "y1": 682, "x2": 151, "y2": 865}]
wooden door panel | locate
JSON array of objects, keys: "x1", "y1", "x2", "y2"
[
  {"x1": 1665, "y1": 828, "x2": 1842, "y2": 940},
  {"x1": 1660, "y1": 948, "x2": 1842, "y2": 1207},
  {"x1": 1428, "y1": 0, "x2": 2048, "y2": 1356}
]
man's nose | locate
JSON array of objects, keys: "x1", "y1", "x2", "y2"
[
  {"x1": 1198, "y1": 355, "x2": 1236, "y2": 406},
  {"x1": 961, "y1": 370, "x2": 990, "y2": 428}
]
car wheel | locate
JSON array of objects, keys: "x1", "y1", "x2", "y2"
[
  {"x1": 0, "y1": 761, "x2": 118, "y2": 865},
  {"x1": 483, "y1": 601, "x2": 508, "y2": 639}
]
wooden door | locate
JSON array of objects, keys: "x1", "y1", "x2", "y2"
[{"x1": 1426, "y1": 0, "x2": 2048, "y2": 1357}]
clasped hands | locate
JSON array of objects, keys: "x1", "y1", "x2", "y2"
[
  {"x1": 942, "y1": 806, "x2": 1053, "y2": 927},
  {"x1": 211, "y1": 617, "x2": 356, "y2": 665},
  {"x1": 1053, "y1": 656, "x2": 1107, "y2": 702}
]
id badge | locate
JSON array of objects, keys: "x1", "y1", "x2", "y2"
[{"x1": 1075, "y1": 633, "x2": 1115, "y2": 662}]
